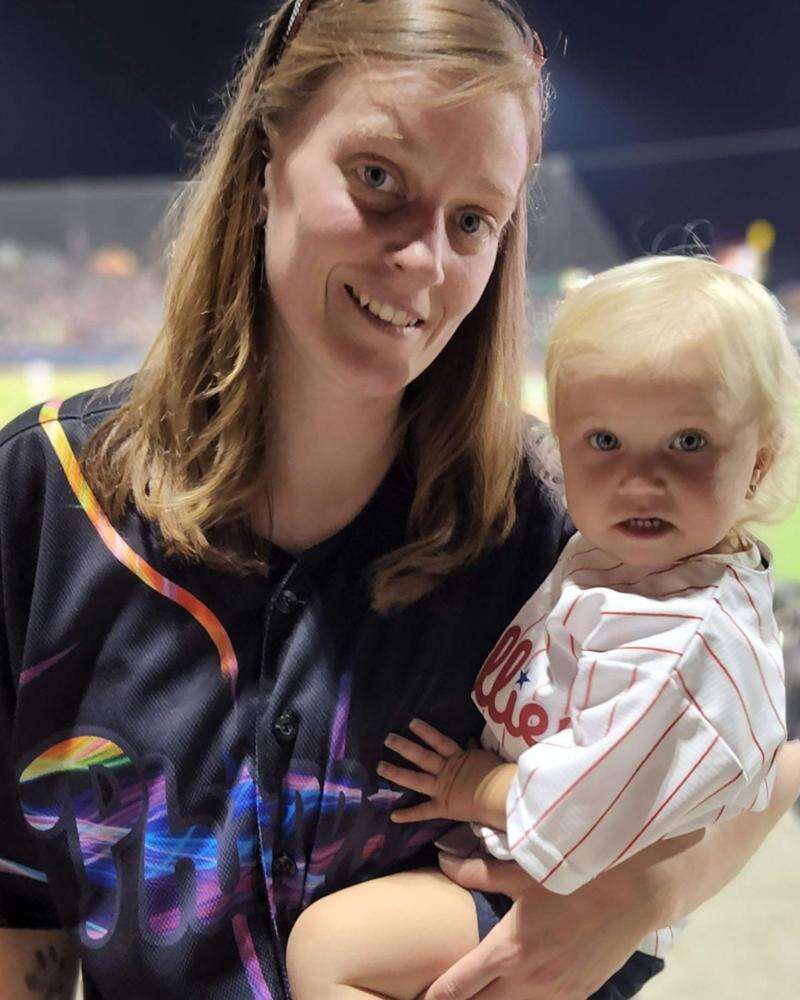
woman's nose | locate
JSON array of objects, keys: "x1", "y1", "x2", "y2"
[{"x1": 385, "y1": 210, "x2": 447, "y2": 287}]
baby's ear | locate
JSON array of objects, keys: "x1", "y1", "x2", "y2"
[
  {"x1": 748, "y1": 445, "x2": 775, "y2": 497},
  {"x1": 754, "y1": 445, "x2": 775, "y2": 479}
]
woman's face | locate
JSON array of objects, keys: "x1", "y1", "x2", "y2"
[{"x1": 262, "y1": 61, "x2": 530, "y2": 403}]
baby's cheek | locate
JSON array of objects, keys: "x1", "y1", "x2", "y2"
[{"x1": 673, "y1": 456, "x2": 718, "y2": 490}]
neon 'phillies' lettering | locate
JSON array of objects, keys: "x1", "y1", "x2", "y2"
[
  {"x1": 18, "y1": 736, "x2": 145, "y2": 945},
  {"x1": 16, "y1": 731, "x2": 418, "y2": 947}
]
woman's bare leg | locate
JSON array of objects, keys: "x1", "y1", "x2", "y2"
[{"x1": 286, "y1": 867, "x2": 480, "y2": 1000}]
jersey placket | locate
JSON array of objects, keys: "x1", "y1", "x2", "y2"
[{"x1": 254, "y1": 559, "x2": 305, "y2": 997}]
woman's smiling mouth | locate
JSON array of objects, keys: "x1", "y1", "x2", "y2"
[{"x1": 344, "y1": 284, "x2": 426, "y2": 333}]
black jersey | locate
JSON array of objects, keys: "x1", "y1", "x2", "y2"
[{"x1": 0, "y1": 382, "x2": 570, "y2": 999}]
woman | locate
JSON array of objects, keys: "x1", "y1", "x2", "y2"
[{"x1": 0, "y1": 2, "x2": 798, "y2": 998}]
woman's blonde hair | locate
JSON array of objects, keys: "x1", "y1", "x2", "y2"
[
  {"x1": 81, "y1": 0, "x2": 546, "y2": 611},
  {"x1": 544, "y1": 254, "x2": 800, "y2": 529}
]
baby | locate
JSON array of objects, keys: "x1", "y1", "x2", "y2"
[{"x1": 286, "y1": 256, "x2": 800, "y2": 999}]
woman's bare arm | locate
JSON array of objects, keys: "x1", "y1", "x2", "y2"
[
  {"x1": 623, "y1": 739, "x2": 800, "y2": 928},
  {"x1": 422, "y1": 741, "x2": 800, "y2": 999},
  {"x1": 0, "y1": 928, "x2": 79, "y2": 1000}
]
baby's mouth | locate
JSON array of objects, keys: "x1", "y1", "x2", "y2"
[{"x1": 616, "y1": 517, "x2": 674, "y2": 537}]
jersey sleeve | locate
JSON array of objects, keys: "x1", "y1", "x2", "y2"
[
  {"x1": 0, "y1": 416, "x2": 62, "y2": 928},
  {"x1": 500, "y1": 588, "x2": 786, "y2": 895}
]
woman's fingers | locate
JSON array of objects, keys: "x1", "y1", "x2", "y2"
[
  {"x1": 377, "y1": 760, "x2": 436, "y2": 796},
  {"x1": 437, "y1": 851, "x2": 534, "y2": 900},
  {"x1": 409, "y1": 717, "x2": 464, "y2": 757},
  {"x1": 384, "y1": 731, "x2": 445, "y2": 774},
  {"x1": 420, "y1": 928, "x2": 500, "y2": 999}
]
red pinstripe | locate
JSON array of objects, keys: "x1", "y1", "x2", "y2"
[
  {"x1": 673, "y1": 668, "x2": 715, "y2": 728},
  {"x1": 602, "y1": 701, "x2": 619, "y2": 738},
  {"x1": 520, "y1": 611, "x2": 549, "y2": 640},
  {"x1": 727, "y1": 564, "x2": 763, "y2": 633},
  {"x1": 600, "y1": 610, "x2": 704, "y2": 620},
  {"x1": 569, "y1": 561, "x2": 624, "y2": 575},
  {"x1": 691, "y1": 768, "x2": 744, "y2": 811},
  {"x1": 507, "y1": 676, "x2": 673, "y2": 843},
  {"x1": 562, "y1": 593, "x2": 584, "y2": 627},
  {"x1": 696, "y1": 633, "x2": 766, "y2": 765},
  {"x1": 603, "y1": 666, "x2": 639, "y2": 737},
  {"x1": 763, "y1": 642, "x2": 785, "y2": 683},
  {"x1": 508, "y1": 766, "x2": 540, "y2": 815},
  {"x1": 606, "y1": 733, "x2": 720, "y2": 868},
  {"x1": 714, "y1": 804, "x2": 726, "y2": 823},
  {"x1": 581, "y1": 660, "x2": 599, "y2": 712},
  {"x1": 751, "y1": 610, "x2": 785, "y2": 681},
  {"x1": 567, "y1": 545, "x2": 602, "y2": 562},
  {"x1": 583, "y1": 644, "x2": 682, "y2": 656},
  {"x1": 540, "y1": 706, "x2": 690, "y2": 887},
  {"x1": 657, "y1": 583, "x2": 718, "y2": 599},
  {"x1": 713, "y1": 597, "x2": 786, "y2": 736}
]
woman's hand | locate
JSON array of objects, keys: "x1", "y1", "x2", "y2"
[
  {"x1": 421, "y1": 741, "x2": 800, "y2": 999},
  {"x1": 377, "y1": 718, "x2": 514, "y2": 827},
  {"x1": 420, "y1": 851, "x2": 648, "y2": 1000}
]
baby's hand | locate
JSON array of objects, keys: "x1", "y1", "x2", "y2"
[{"x1": 377, "y1": 718, "x2": 509, "y2": 826}]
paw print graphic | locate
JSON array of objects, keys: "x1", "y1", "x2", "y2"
[{"x1": 25, "y1": 945, "x2": 70, "y2": 998}]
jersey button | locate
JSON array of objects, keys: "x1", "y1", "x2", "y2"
[
  {"x1": 273, "y1": 852, "x2": 297, "y2": 878},
  {"x1": 273, "y1": 710, "x2": 299, "y2": 745},
  {"x1": 275, "y1": 589, "x2": 302, "y2": 614}
]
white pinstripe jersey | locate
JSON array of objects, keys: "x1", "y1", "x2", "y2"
[{"x1": 470, "y1": 531, "x2": 786, "y2": 958}]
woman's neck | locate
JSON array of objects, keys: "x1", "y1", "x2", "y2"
[{"x1": 252, "y1": 346, "x2": 404, "y2": 554}]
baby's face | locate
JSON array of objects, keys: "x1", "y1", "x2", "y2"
[{"x1": 554, "y1": 370, "x2": 768, "y2": 568}]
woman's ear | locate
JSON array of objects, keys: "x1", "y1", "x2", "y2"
[{"x1": 255, "y1": 159, "x2": 271, "y2": 226}]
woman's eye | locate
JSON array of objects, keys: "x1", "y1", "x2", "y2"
[
  {"x1": 457, "y1": 211, "x2": 492, "y2": 239},
  {"x1": 588, "y1": 431, "x2": 619, "y2": 451},
  {"x1": 671, "y1": 430, "x2": 707, "y2": 452},
  {"x1": 357, "y1": 164, "x2": 400, "y2": 195}
]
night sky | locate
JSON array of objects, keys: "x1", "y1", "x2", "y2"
[{"x1": 2, "y1": 0, "x2": 799, "y2": 283}]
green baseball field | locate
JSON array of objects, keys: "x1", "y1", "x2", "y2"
[{"x1": 1, "y1": 365, "x2": 798, "y2": 581}]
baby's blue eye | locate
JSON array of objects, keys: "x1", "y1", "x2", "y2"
[
  {"x1": 588, "y1": 431, "x2": 619, "y2": 451},
  {"x1": 671, "y1": 431, "x2": 706, "y2": 452}
]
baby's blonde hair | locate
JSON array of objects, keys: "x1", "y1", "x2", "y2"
[{"x1": 544, "y1": 255, "x2": 800, "y2": 529}]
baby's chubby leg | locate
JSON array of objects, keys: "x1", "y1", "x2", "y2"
[{"x1": 286, "y1": 867, "x2": 480, "y2": 1000}]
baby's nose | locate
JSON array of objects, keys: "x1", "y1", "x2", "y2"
[{"x1": 617, "y1": 461, "x2": 667, "y2": 495}]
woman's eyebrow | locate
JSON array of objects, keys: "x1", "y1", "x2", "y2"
[{"x1": 347, "y1": 117, "x2": 517, "y2": 207}]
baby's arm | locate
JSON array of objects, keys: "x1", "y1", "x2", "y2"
[{"x1": 378, "y1": 718, "x2": 516, "y2": 830}]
